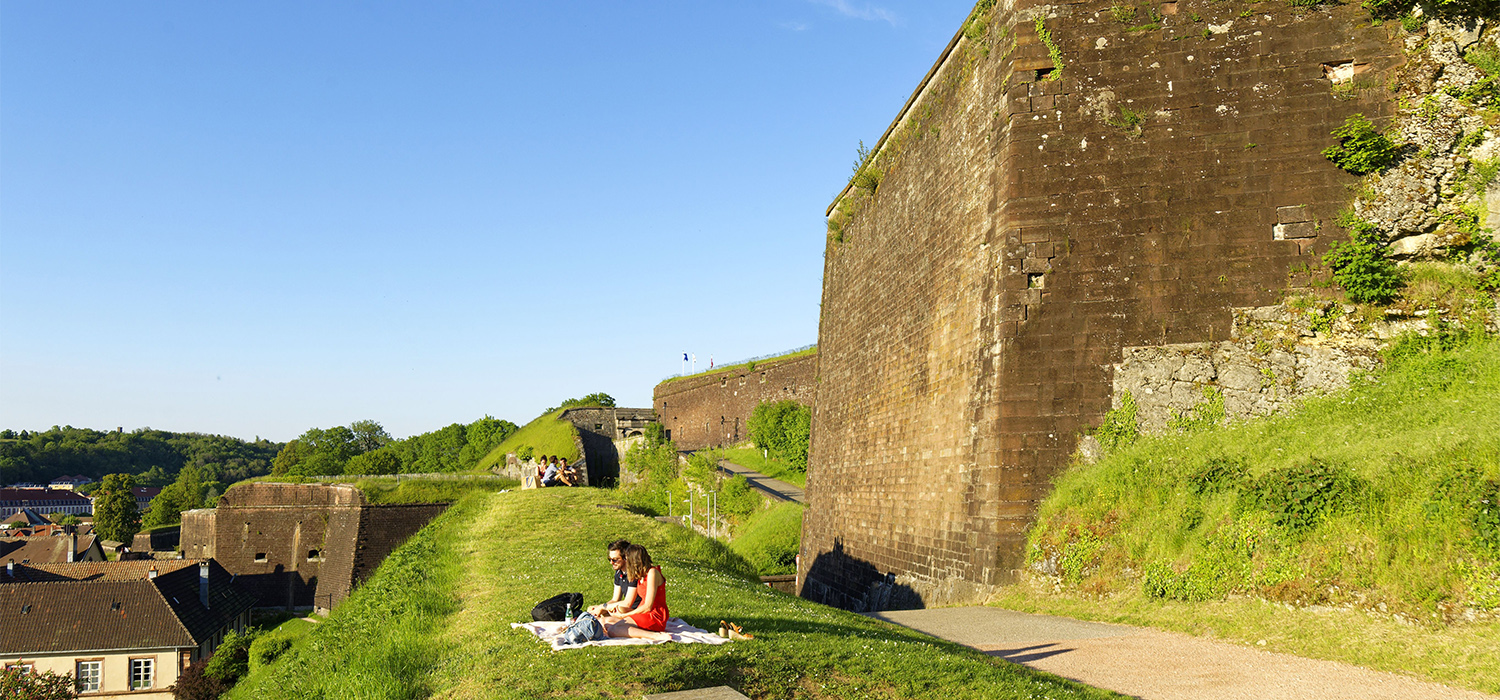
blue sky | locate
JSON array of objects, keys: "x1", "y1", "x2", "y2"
[{"x1": 1, "y1": 0, "x2": 975, "y2": 441}]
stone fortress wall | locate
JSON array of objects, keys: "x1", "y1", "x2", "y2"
[
  {"x1": 558, "y1": 407, "x2": 659, "y2": 485},
  {"x1": 801, "y1": 0, "x2": 1411, "y2": 610},
  {"x1": 181, "y1": 482, "x2": 448, "y2": 611},
  {"x1": 652, "y1": 351, "x2": 818, "y2": 451}
]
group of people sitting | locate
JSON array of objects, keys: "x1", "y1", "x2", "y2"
[
  {"x1": 536, "y1": 455, "x2": 580, "y2": 487},
  {"x1": 587, "y1": 538, "x2": 671, "y2": 640}
]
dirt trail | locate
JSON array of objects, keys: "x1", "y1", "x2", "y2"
[{"x1": 869, "y1": 607, "x2": 1497, "y2": 700}]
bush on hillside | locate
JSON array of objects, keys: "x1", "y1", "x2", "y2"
[
  {"x1": 748, "y1": 400, "x2": 811, "y2": 472},
  {"x1": 204, "y1": 629, "x2": 257, "y2": 683},
  {"x1": 172, "y1": 661, "x2": 228, "y2": 700}
]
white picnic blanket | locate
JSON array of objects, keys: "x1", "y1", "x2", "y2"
[{"x1": 512, "y1": 617, "x2": 730, "y2": 650}]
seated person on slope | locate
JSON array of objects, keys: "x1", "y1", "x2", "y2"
[
  {"x1": 588, "y1": 539, "x2": 637, "y2": 618},
  {"x1": 596, "y1": 544, "x2": 670, "y2": 640},
  {"x1": 558, "y1": 457, "x2": 581, "y2": 486},
  {"x1": 541, "y1": 457, "x2": 564, "y2": 487}
]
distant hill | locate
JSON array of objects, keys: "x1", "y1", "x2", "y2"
[{"x1": 0, "y1": 426, "x2": 281, "y2": 489}]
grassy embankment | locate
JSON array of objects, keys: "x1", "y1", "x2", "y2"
[
  {"x1": 475, "y1": 409, "x2": 580, "y2": 472},
  {"x1": 720, "y1": 444, "x2": 807, "y2": 488},
  {"x1": 1010, "y1": 332, "x2": 1500, "y2": 692},
  {"x1": 230, "y1": 488, "x2": 1121, "y2": 700},
  {"x1": 728, "y1": 501, "x2": 805, "y2": 576}
]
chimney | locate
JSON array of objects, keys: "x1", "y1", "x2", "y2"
[
  {"x1": 5, "y1": 559, "x2": 12, "y2": 578},
  {"x1": 148, "y1": 565, "x2": 158, "y2": 580},
  {"x1": 68, "y1": 530, "x2": 77, "y2": 563},
  {"x1": 199, "y1": 561, "x2": 210, "y2": 608}
]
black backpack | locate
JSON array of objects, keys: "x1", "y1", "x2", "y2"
[{"x1": 531, "y1": 592, "x2": 584, "y2": 622}]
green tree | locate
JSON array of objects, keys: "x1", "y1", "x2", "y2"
[
  {"x1": 142, "y1": 465, "x2": 205, "y2": 528},
  {"x1": 345, "y1": 448, "x2": 403, "y2": 475},
  {"x1": 349, "y1": 420, "x2": 392, "y2": 454},
  {"x1": 93, "y1": 473, "x2": 142, "y2": 544},
  {"x1": 749, "y1": 400, "x2": 813, "y2": 472},
  {"x1": 271, "y1": 439, "x2": 315, "y2": 475}
]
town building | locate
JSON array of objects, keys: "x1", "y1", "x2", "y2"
[
  {"x1": 0, "y1": 489, "x2": 92, "y2": 518},
  {"x1": 47, "y1": 476, "x2": 92, "y2": 491},
  {"x1": 0, "y1": 559, "x2": 253, "y2": 698}
]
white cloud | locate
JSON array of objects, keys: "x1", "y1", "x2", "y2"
[
  {"x1": 808, "y1": 0, "x2": 900, "y2": 26},
  {"x1": 780, "y1": 20, "x2": 810, "y2": 31}
]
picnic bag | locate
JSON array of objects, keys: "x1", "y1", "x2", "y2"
[
  {"x1": 530, "y1": 592, "x2": 584, "y2": 622},
  {"x1": 558, "y1": 611, "x2": 607, "y2": 645}
]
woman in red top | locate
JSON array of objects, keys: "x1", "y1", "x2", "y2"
[{"x1": 600, "y1": 544, "x2": 670, "y2": 640}]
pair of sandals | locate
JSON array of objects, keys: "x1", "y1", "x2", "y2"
[{"x1": 718, "y1": 620, "x2": 754, "y2": 640}]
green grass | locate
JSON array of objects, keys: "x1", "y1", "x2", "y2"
[
  {"x1": 656, "y1": 346, "x2": 817, "y2": 389},
  {"x1": 720, "y1": 445, "x2": 806, "y2": 488},
  {"x1": 476, "y1": 409, "x2": 580, "y2": 471},
  {"x1": 233, "y1": 488, "x2": 1122, "y2": 700},
  {"x1": 1028, "y1": 334, "x2": 1500, "y2": 642},
  {"x1": 995, "y1": 585, "x2": 1500, "y2": 694},
  {"x1": 729, "y1": 501, "x2": 805, "y2": 575},
  {"x1": 352, "y1": 477, "x2": 518, "y2": 504}
]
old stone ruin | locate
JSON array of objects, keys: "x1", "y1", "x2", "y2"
[
  {"x1": 799, "y1": 0, "x2": 1500, "y2": 611},
  {"x1": 181, "y1": 482, "x2": 447, "y2": 612}
]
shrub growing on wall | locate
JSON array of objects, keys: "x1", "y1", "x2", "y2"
[
  {"x1": 1323, "y1": 113, "x2": 1400, "y2": 175},
  {"x1": 1325, "y1": 211, "x2": 1405, "y2": 304}
]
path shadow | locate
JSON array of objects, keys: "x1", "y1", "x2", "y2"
[{"x1": 984, "y1": 642, "x2": 1076, "y2": 664}]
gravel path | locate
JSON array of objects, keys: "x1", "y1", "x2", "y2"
[
  {"x1": 869, "y1": 607, "x2": 1496, "y2": 700},
  {"x1": 716, "y1": 459, "x2": 805, "y2": 503}
]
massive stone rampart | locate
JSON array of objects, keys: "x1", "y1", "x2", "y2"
[
  {"x1": 653, "y1": 352, "x2": 818, "y2": 451},
  {"x1": 181, "y1": 482, "x2": 447, "y2": 611},
  {"x1": 802, "y1": 0, "x2": 1406, "y2": 610}
]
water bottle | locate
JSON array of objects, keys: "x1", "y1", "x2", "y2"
[{"x1": 565, "y1": 603, "x2": 573, "y2": 625}]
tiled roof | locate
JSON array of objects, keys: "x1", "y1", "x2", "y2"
[
  {"x1": 2, "y1": 509, "x2": 52, "y2": 527},
  {"x1": 0, "y1": 580, "x2": 193, "y2": 654},
  {"x1": 0, "y1": 534, "x2": 98, "y2": 564},
  {"x1": 153, "y1": 561, "x2": 257, "y2": 643},
  {"x1": 4, "y1": 560, "x2": 197, "y2": 583},
  {"x1": 0, "y1": 559, "x2": 253, "y2": 655}
]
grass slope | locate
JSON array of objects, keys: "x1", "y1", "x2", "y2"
[
  {"x1": 729, "y1": 501, "x2": 804, "y2": 576},
  {"x1": 720, "y1": 445, "x2": 806, "y2": 488},
  {"x1": 476, "y1": 410, "x2": 580, "y2": 471},
  {"x1": 234, "y1": 488, "x2": 1121, "y2": 700},
  {"x1": 354, "y1": 477, "x2": 518, "y2": 504},
  {"x1": 1019, "y1": 334, "x2": 1500, "y2": 691}
]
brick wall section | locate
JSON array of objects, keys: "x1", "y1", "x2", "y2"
[
  {"x1": 802, "y1": 0, "x2": 1403, "y2": 609},
  {"x1": 653, "y1": 353, "x2": 819, "y2": 451},
  {"x1": 179, "y1": 483, "x2": 449, "y2": 610},
  {"x1": 345, "y1": 503, "x2": 449, "y2": 606}
]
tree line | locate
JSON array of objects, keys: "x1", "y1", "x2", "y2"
[
  {"x1": 0, "y1": 426, "x2": 281, "y2": 492},
  {"x1": 268, "y1": 416, "x2": 520, "y2": 477}
]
